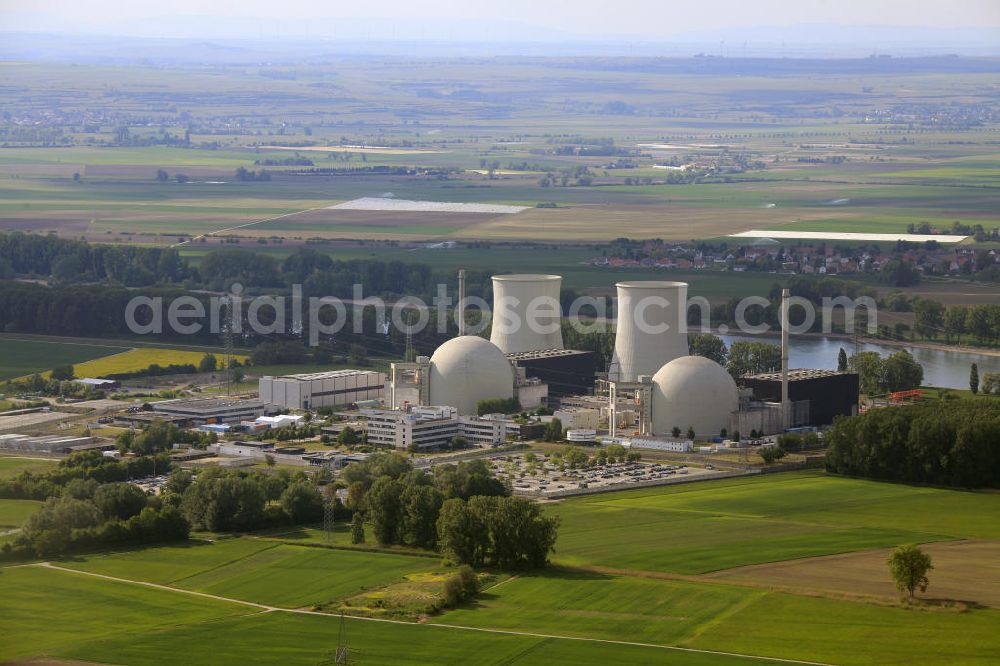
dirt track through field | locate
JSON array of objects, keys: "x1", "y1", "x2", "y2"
[{"x1": 33, "y1": 562, "x2": 838, "y2": 666}]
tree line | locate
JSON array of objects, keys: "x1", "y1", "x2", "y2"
[
  {"x1": 342, "y1": 453, "x2": 558, "y2": 570},
  {"x1": 825, "y1": 398, "x2": 1000, "y2": 488}
]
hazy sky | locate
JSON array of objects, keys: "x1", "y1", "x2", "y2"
[{"x1": 2, "y1": 0, "x2": 999, "y2": 39}]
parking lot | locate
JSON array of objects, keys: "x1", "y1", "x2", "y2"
[{"x1": 487, "y1": 452, "x2": 726, "y2": 497}]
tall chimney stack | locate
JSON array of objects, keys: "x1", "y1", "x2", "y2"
[
  {"x1": 457, "y1": 268, "x2": 466, "y2": 337},
  {"x1": 781, "y1": 288, "x2": 790, "y2": 428}
]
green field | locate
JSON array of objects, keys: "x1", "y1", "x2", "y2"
[
  {"x1": 0, "y1": 471, "x2": 991, "y2": 665},
  {"x1": 548, "y1": 472, "x2": 991, "y2": 574},
  {"x1": 0, "y1": 455, "x2": 57, "y2": 479},
  {"x1": 0, "y1": 498, "x2": 44, "y2": 529},
  {"x1": 0, "y1": 338, "x2": 128, "y2": 379}
]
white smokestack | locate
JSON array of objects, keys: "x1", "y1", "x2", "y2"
[
  {"x1": 457, "y1": 268, "x2": 466, "y2": 337},
  {"x1": 489, "y1": 274, "x2": 563, "y2": 354},
  {"x1": 781, "y1": 288, "x2": 790, "y2": 428},
  {"x1": 612, "y1": 281, "x2": 689, "y2": 382}
]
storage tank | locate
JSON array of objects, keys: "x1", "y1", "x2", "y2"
[
  {"x1": 489, "y1": 274, "x2": 564, "y2": 354},
  {"x1": 428, "y1": 336, "x2": 515, "y2": 415},
  {"x1": 611, "y1": 281, "x2": 688, "y2": 382},
  {"x1": 651, "y1": 356, "x2": 738, "y2": 437}
]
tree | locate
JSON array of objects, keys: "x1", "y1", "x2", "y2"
[
  {"x1": 198, "y1": 353, "x2": 217, "y2": 373},
  {"x1": 51, "y1": 364, "x2": 75, "y2": 381},
  {"x1": 543, "y1": 418, "x2": 564, "y2": 442},
  {"x1": 882, "y1": 350, "x2": 923, "y2": 392},
  {"x1": 437, "y1": 497, "x2": 488, "y2": 566},
  {"x1": 156, "y1": 169, "x2": 169, "y2": 182},
  {"x1": 970, "y1": 363, "x2": 980, "y2": 395},
  {"x1": 350, "y1": 511, "x2": 366, "y2": 544},
  {"x1": 92, "y1": 482, "x2": 148, "y2": 520},
  {"x1": 264, "y1": 454, "x2": 276, "y2": 467},
  {"x1": 849, "y1": 351, "x2": 885, "y2": 395},
  {"x1": 887, "y1": 544, "x2": 933, "y2": 600},
  {"x1": 727, "y1": 341, "x2": 781, "y2": 380},
  {"x1": 366, "y1": 476, "x2": 404, "y2": 546},
  {"x1": 760, "y1": 446, "x2": 786, "y2": 463},
  {"x1": 400, "y1": 484, "x2": 443, "y2": 548},
  {"x1": 671, "y1": 426, "x2": 681, "y2": 438},
  {"x1": 688, "y1": 333, "x2": 728, "y2": 365},
  {"x1": 914, "y1": 299, "x2": 945, "y2": 339},
  {"x1": 686, "y1": 426, "x2": 696, "y2": 440},
  {"x1": 837, "y1": 348, "x2": 848, "y2": 372},
  {"x1": 336, "y1": 426, "x2": 360, "y2": 447},
  {"x1": 279, "y1": 481, "x2": 324, "y2": 524}
]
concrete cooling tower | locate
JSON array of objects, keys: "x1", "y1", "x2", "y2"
[
  {"x1": 489, "y1": 274, "x2": 564, "y2": 354},
  {"x1": 612, "y1": 281, "x2": 689, "y2": 382},
  {"x1": 428, "y1": 336, "x2": 514, "y2": 415},
  {"x1": 651, "y1": 355, "x2": 738, "y2": 437}
]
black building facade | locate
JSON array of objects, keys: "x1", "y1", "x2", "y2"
[
  {"x1": 506, "y1": 349, "x2": 598, "y2": 397},
  {"x1": 744, "y1": 369, "x2": 859, "y2": 426}
]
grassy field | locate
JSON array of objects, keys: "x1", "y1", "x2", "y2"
[
  {"x1": 0, "y1": 498, "x2": 44, "y2": 529},
  {"x1": 4, "y1": 471, "x2": 998, "y2": 665},
  {"x1": 0, "y1": 338, "x2": 128, "y2": 379},
  {"x1": 0, "y1": 565, "x2": 774, "y2": 666},
  {"x1": 0, "y1": 455, "x2": 57, "y2": 479},
  {"x1": 549, "y1": 472, "x2": 998, "y2": 574}
]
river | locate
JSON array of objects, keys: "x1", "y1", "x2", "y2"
[{"x1": 721, "y1": 334, "x2": 1000, "y2": 390}]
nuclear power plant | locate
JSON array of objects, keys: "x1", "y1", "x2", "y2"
[{"x1": 385, "y1": 271, "x2": 858, "y2": 449}]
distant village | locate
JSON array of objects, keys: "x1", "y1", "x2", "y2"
[{"x1": 591, "y1": 237, "x2": 1000, "y2": 280}]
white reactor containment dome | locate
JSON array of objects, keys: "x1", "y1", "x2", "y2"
[
  {"x1": 612, "y1": 281, "x2": 689, "y2": 382},
  {"x1": 428, "y1": 336, "x2": 515, "y2": 415},
  {"x1": 651, "y1": 355, "x2": 738, "y2": 437},
  {"x1": 489, "y1": 274, "x2": 564, "y2": 354}
]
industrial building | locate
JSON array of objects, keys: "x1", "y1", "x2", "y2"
[
  {"x1": 151, "y1": 397, "x2": 266, "y2": 424},
  {"x1": 743, "y1": 369, "x2": 859, "y2": 426},
  {"x1": 0, "y1": 433, "x2": 113, "y2": 454},
  {"x1": 259, "y1": 369, "x2": 385, "y2": 411},
  {"x1": 506, "y1": 349, "x2": 597, "y2": 396},
  {"x1": 365, "y1": 406, "x2": 462, "y2": 450}
]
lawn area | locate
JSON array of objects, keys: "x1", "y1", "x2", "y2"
[
  {"x1": 0, "y1": 337, "x2": 127, "y2": 379},
  {"x1": 60, "y1": 538, "x2": 278, "y2": 584},
  {"x1": 0, "y1": 455, "x2": 57, "y2": 479},
  {"x1": 548, "y1": 471, "x2": 997, "y2": 574},
  {"x1": 172, "y1": 543, "x2": 439, "y2": 608},
  {"x1": 0, "y1": 498, "x2": 44, "y2": 529},
  {"x1": 440, "y1": 569, "x2": 758, "y2": 645},
  {"x1": 3, "y1": 565, "x2": 774, "y2": 666},
  {"x1": 0, "y1": 565, "x2": 251, "y2": 662},
  {"x1": 687, "y1": 590, "x2": 1000, "y2": 666},
  {"x1": 62, "y1": 539, "x2": 440, "y2": 608}
]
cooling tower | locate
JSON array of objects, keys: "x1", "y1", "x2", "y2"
[
  {"x1": 489, "y1": 274, "x2": 564, "y2": 354},
  {"x1": 612, "y1": 281, "x2": 689, "y2": 382}
]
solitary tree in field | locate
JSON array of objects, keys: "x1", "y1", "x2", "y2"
[
  {"x1": 837, "y1": 348, "x2": 849, "y2": 372},
  {"x1": 887, "y1": 544, "x2": 933, "y2": 600},
  {"x1": 970, "y1": 363, "x2": 980, "y2": 395},
  {"x1": 350, "y1": 511, "x2": 366, "y2": 544}
]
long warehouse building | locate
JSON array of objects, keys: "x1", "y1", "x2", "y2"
[{"x1": 259, "y1": 369, "x2": 386, "y2": 411}]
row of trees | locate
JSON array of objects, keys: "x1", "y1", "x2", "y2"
[
  {"x1": 0, "y1": 450, "x2": 171, "y2": 500},
  {"x1": 825, "y1": 399, "x2": 1000, "y2": 488},
  {"x1": 9, "y1": 477, "x2": 189, "y2": 557},
  {"x1": 847, "y1": 349, "x2": 924, "y2": 395},
  {"x1": 916, "y1": 302, "x2": 1000, "y2": 346},
  {"x1": 342, "y1": 453, "x2": 558, "y2": 569}
]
